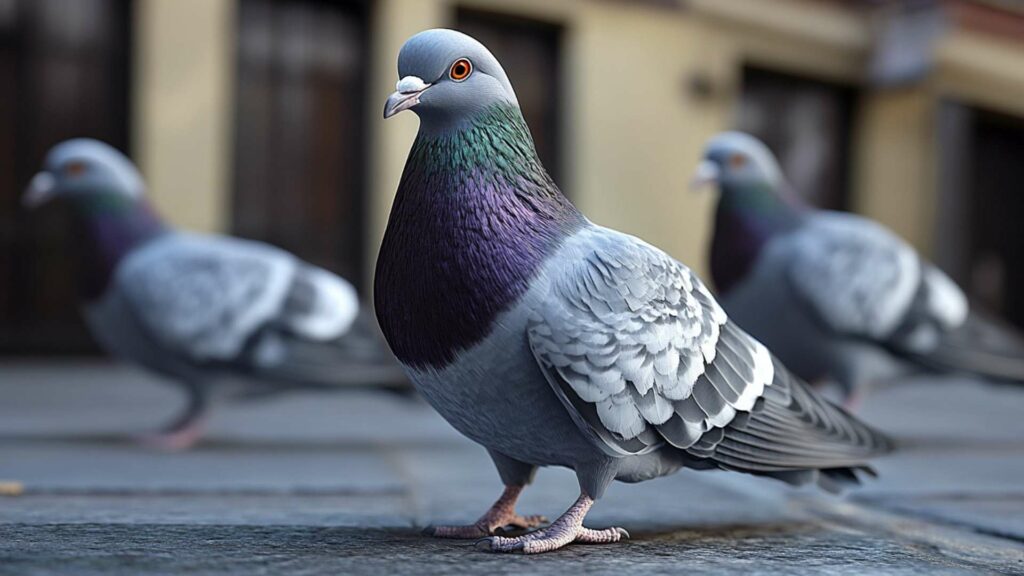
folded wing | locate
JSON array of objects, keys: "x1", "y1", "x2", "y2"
[
  {"x1": 528, "y1": 226, "x2": 891, "y2": 487},
  {"x1": 783, "y1": 212, "x2": 967, "y2": 350},
  {"x1": 115, "y1": 233, "x2": 359, "y2": 366}
]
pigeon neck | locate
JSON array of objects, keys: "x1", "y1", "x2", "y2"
[
  {"x1": 711, "y1": 182, "x2": 805, "y2": 295},
  {"x1": 72, "y1": 193, "x2": 169, "y2": 301},
  {"x1": 376, "y1": 103, "x2": 586, "y2": 370}
]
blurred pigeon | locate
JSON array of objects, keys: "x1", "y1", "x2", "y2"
[
  {"x1": 694, "y1": 131, "x2": 1024, "y2": 404},
  {"x1": 375, "y1": 29, "x2": 891, "y2": 554},
  {"x1": 24, "y1": 139, "x2": 405, "y2": 449}
]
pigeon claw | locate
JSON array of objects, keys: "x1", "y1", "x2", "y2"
[
  {"x1": 475, "y1": 525, "x2": 629, "y2": 554},
  {"x1": 475, "y1": 535, "x2": 526, "y2": 553}
]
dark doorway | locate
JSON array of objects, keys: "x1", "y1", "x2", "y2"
[
  {"x1": 0, "y1": 0, "x2": 132, "y2": 355},
  {"x1": 737, "y1": 66, "x2": 857, "y2": 210},
  {"x1": 233, "y1": 0, "x2": 368, "y2": 286},
  {"x1": 938, "y1": 105, "x2": 1024, "y2": 328},
  {"x1": 456, "y1": 8, "x2": 564, "y2": 189}
]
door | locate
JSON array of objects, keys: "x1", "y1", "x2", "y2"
[
  {"x1": 737, "y1": 66, "x2": 857, "y2": 210},
  {"x1": 938, "y1": 104, "x2": 1024, "y2": 327},
  {"x1": 456, "y1": 8, "x2": 565, "y2": 189},
  {"x1": 233, "y1": 0, "x2": 368, "y2": 285},
  {"x1": 0, "y1": 0, "x2": 131, "y2": 355}
]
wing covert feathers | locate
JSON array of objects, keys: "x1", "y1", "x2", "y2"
[{"x1": 528, "y1": 227, "x2": 892, "y2": 490}]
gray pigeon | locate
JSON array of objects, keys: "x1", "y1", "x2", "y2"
[
  {"x1": 375, "y1": 29, "x2": 891, "y2": 554},
  {"x1": 24, "y1": 139, "x2": 404, "y2": 449},
  {"x1": 694, "y1": 131, "x2": 1024, "y2": 404}
]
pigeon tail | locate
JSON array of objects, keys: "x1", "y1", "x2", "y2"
[{"x1": 910, "y1": 307, "x2": 1024, "y2": 384}]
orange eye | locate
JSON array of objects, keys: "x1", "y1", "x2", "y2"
[
  {"x1": 64, "y1": 161, "x2": 87, "y2": 177},
  {"x1": 728, "y1": 154, "x2": 747, "y2": 169},
  {"x1": 449, "y1": 58, "x2": 472, "y2": 81}
]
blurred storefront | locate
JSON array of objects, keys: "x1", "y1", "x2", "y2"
[{"x1": 2, "y1": 0, "x2": 1024, "y2": 354}]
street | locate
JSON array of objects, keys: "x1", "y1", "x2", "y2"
[{"x1": 1, "y1": 361, "x2": 1023, "y2": 575}]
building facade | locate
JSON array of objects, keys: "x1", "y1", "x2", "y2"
[{"x1": 3, "y1": 0, "x2": 1024, "y2": 353}]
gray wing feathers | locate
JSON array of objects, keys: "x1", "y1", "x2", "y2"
[
  {"x1": 117, "y1": 234, "x2": 358, "y2": 366},
  {"x1": 919, "y1": 265, "x2": 968, "y2": 330},
  {"x1": 691, "y1": 355, "x2": 892, "y2": 492},
  {"x1": 886, "y1": 264, "x2": 968, "y2": 354},
  {"x1": 913, "y1": 308, "x2": 1024, "y2": 382},
  {"x1": 784, "y1": 213, "x2": 921, "y2": 340},
  {"x1": 279, "y1": 264, "x2": 359, "y2": 340},
  {"x1": 527, "y1": 229, "x2": 769, "y2": 454},
  {"x1": 117, "y1": 234, "x2": 295, "y2": 362},
  {"x1": 528, "y1": 227, "x2": 890, "y2": 487},
  {"x1": 784, "y1": 212, "x2": 978, "y2": 364}
]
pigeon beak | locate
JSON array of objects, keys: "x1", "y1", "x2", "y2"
[
  {"x1": 689, "y1": 160, "x2": 720, "y2": 192},
  {"x1": 23, "y1": 172, "x2": 57, "y2": 209},
  {"x1": 384, "y1": 76, "x2": 432, "y2": 119}
]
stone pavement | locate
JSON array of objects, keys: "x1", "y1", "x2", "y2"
[{"x1": 1, "y1": 360, "x2": 1023, "y2": 575}]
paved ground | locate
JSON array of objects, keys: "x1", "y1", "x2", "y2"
[{"x1": 1, "y1": 360, "x2": 1023, "y2": 575}]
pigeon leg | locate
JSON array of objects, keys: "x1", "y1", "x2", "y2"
[
  {"x1": 136, "y1": 383, "x2": 207, "y2": 451},
  {"x1": 476, "y1": 493, "x2": 628, "y2": 554},
  {"x1": 426, "y1": 485, "x2": 547, "y2": 539}
]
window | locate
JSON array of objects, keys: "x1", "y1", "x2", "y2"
[
  {"x1": 0, "y1": 0, "x2": 131, "y2": 354},
  {"x1": 456, "y1": 8, "x2": 565, "y2": 188},
  {"x1": 737, "y1": 67, "x2": 856, "y2": 210},
  {"x1": 938, "y1": 104, "x2": 1024, "y2": 328},
  {"x1": 233, "y1": 0, "x2": 368, "y2": 284}
]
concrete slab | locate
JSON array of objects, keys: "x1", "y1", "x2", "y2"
[
  {"x1": 1, "y1": 520, "x2": 1018, "y2": 576},
  {"x1": 2, "y1": 363, "x2": 1024, "y2": 574}
]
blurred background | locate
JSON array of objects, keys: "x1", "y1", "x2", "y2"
[{"x1": 1, "y1": 0, "x2": 1023, "y2": 357}]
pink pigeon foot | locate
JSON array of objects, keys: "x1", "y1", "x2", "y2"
[
  {"x1": 134, "y1": 417, "x2": 206, "y2": 451},
  {"x1": 425, "y1": 485, "x2": 547, "y2": 539},
  {"x1": 476, "y1": 493, "x2": 629, "y2": 554}
]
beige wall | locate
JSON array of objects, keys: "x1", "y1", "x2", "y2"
[
  {"x1": 133, "y1": 0, "x2": 1024, "y2": 284},
  {"x1": 936, "y1": 30, "x2": 1024, "y2": 120},
  {"x1": 134, "y1": 0, "x2": 235, "y2": 233},
  {"x1": 853, "y1": 89, "x2": 936, "y2": 252}
]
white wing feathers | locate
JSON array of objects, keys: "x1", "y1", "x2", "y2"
[
  {"x1": 783, "y1": 212, "x2": 968, "y2": 346},
  {"x1": 785, "y1": 213, "x2": 920, "y2": 338},
  {"x1": 116, "y1": 233, "x2": 357, "y2": 363},
  {"x1": 921, "y1": 264, "x2": 968, "y2": 330},
  {"x1": 527, "y1": 228, "x2": 775, "y2": 454},
  {"x1": 282, "y1": 265, "x2": 359, "y2": 340}
]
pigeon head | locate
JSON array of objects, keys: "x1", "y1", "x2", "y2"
[
  {"x1": 696, "y1": 133, "x2": 805, "y2": 296},
  {"x1": 692, "y1": 132, "x2": 784, "y2": 194},
  {"x1": 375, "y1": 29, "x2": 584, "y2": 369},
  {"x1": 384, "y1": 29, "x2": 518, "y2": 132},
  {"x1": 24, "y1": 138, "x2": 145, "y2": 210},
  {"x1": 24, "y1": 139, "x2": 165, "y2": 300}
]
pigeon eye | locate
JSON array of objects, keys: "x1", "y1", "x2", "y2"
[
  {"x1": 449, "y1": 58, "x2": 472, "y2": 82},
  {"x1": 64, "y1": 161, "x2": 87, "y2": 177},
  {"x1": 728, "y1": 154, "x2": 747, "y2": 169}
]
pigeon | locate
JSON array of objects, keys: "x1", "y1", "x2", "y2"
[
  {"x1": 24, "y1": 139, "x2": 405, "y2": 450},
  {"x1": 375, "y1": 29, "x2": 891, "y2": 554},
  {"x1": 693, "y1": 131, "x2": 1024, "y2": 404}
]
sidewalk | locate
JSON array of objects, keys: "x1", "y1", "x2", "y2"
[{"x1": 1, "y1": 361, "x2": 1023, "y2": 575}]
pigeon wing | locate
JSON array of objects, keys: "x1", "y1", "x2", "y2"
[
  {"x1": 115, "y1": 233, "x2": 299, "y2": 363},
  {"x1": 782, "y1": 212, "x2": 965, "y2": 344},
  {"x1": 527, "y1": 227, "x2": 890, "y2": 482}
]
